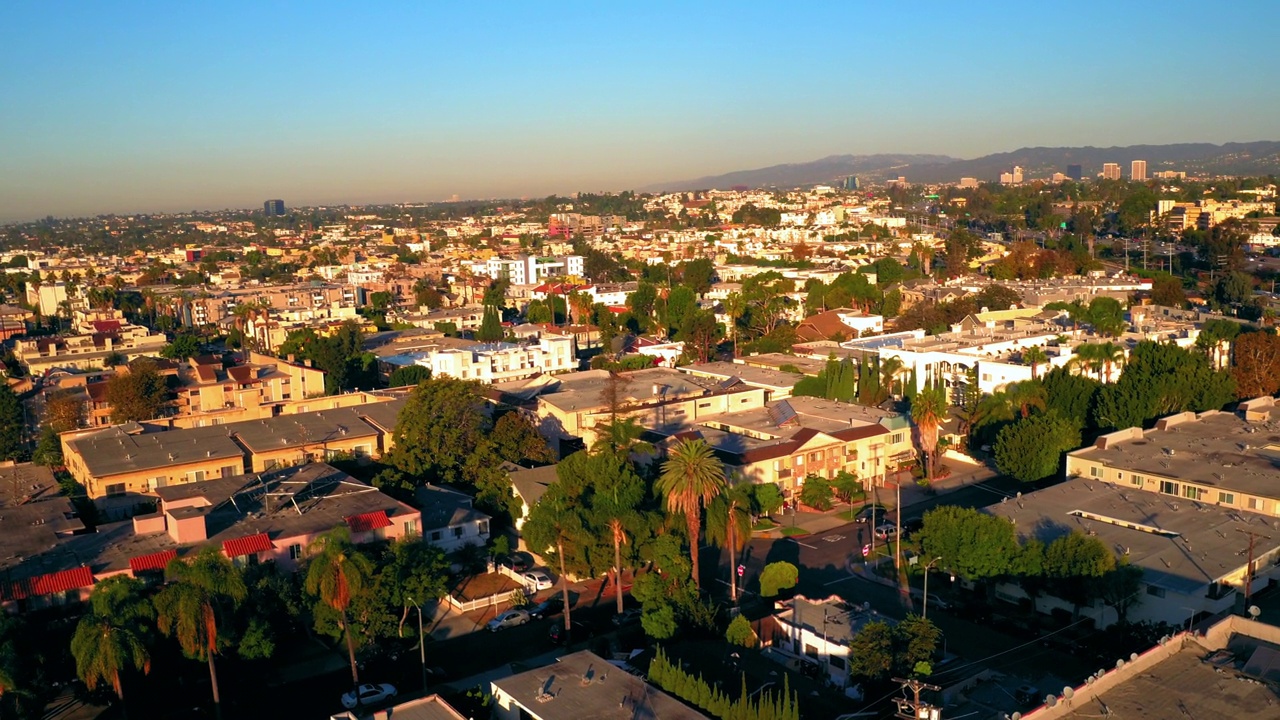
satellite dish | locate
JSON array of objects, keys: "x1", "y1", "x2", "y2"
[
  {"x1": 1063, "y1": 687, "x2": 1074, "y2": 699},
  {"x1": 1085, "y1": 676, "x2": 1095, "y2": 685},
  {"x1": 1011, "y1": 714, "x2": 1021, "y2": 720},
  {"x1": 1045, "y1": 695, "x2": 1057, "y2": 708},
  {"x1": 1250, "y1": 605, "x2": 1262, "y2": 619},
  {"x1": 1130, "y1": 653, "x2": 1139, "y2": 662},
  {"x1": 1116, "y1": 659, "x2": 1126, "y2": 669},
  {"x1": 1017, "y1": 491, "x2": 1022, "y2": 498}
]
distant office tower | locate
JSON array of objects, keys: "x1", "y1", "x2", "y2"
[
  {"x1": 958, "y1": 177, "x2": 979, "y2": 189},
  {"x1": 264, "y1": 199, "x2": 286, "y2": 216},
  {"x1": 1012, "y1": 166, "x2": 1023, "y2": 184},
  {"x1": 1102, "y1": 163, "x2": 1121, "y2": 180},
  {"x1": 1066, "y1": 164, "x2": 1083, "y2": 181},
  {"x1": 1131, "y1": 160, "x2": 1148, "y2": 182},
  {"x1": 999, "y1": 166, "x2": 1023, "y2": 185},
  {"x1": 843, "y1": 176, "x2": 861, "y2": 191}
]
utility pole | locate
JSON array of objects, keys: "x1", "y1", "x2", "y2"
[
  {"x1": 1236, "y1": 527, "x2": 1271, "y2": 608},
  {"x1": 893, "y1": 677, "x2": 942, "y2": 720}
]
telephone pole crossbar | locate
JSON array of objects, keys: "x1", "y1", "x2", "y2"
[{"x1": 892, "y1": 677, "x2": 942, "y2": 720}]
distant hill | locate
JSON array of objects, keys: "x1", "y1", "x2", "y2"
[
  {"x1": 646, "y1": 142, "x2": 1280, "y2": 190},
  {"x1": 641, "y1": 154, "x2": 956, "y2": 192}
]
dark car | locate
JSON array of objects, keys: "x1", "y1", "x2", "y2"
[
  {"x1": 548, "y1": 620, "x2": 595, "y2": 645},
  {"x1": 855, "y1": 504, "x2": 891, "y2": 523},
  {"x1": 528, "y1": 596, "x2": 565, "y2": 620},
  {"x1": 611, "y1": 608, "x2": 642, "y2": 627},
  {"x1": 499, "y1": 553, "x2": 532, "y2": 573}
]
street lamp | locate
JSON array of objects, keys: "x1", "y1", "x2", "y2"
[
  {"x1": 922, "y1": 557, "x2": 943, "y2": 620},
  {"x1": 406, "y1": 597, "x2": 426, "y2": 692}
]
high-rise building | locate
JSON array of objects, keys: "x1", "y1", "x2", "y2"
[
  {"x1": 1101, "y1": 163, "x2": 1121, "y2": 180},
  {"x1": 263, "y1": 199, "x2": 286, "y2": 216},
  {"x1": 999, "y1": 166, "x2": 1024, "y2": 185},
  {"x1": 1131, "y1": 160, "x2": 1148, "y2": 182},
  {"x1": 843, "y1": 176, "x2": 860, "y2": 191},
  {"x1": 1066, "y1": 164, "x2": 1083, "y2": 181}
]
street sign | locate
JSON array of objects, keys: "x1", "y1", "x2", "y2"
[{"x1": 737, "y1": 565, "x2": 746, "y2": 577}]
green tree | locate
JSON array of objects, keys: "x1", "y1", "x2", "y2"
[
  {"x1": 750, "y1": 483, "x2": 785, "y2": 518},
  {"x1": 994, "y1": 412, "x2": 1081, "y2": 483},
  {"x1": 1022, "y1": 345, "x2": 1048, "y2": 379},
  {"x1": 724, "y1": 614, "x2": 757, "y2": 648},
  {"x1": 759, "y1": 561, "x2": 799, "y2": 598},
  {"x1": 798, "y1": 475, "x2": 834, "y2": 511},
  {"x1": 155, "y1": 549, "x2": 248, "y2": 718},
  {"x1": 1041, "y1": 366, "x2": 1100, "y2": 427},
  {"x1": 490, "y1": 411, "x2": 553, "y2": 466},
  {"x1": 304, "y1": 527, "x2": 375, "y2": 686},
  {"x1": 893, "y1": 615, "x2": 941, "y2": 677},
  {"x1": 1093, "y1": 340, "x2": 1236, "y2": 430},
  {"x1": 0, "y1": 386, "x2": 23, "y2": 460},
  {"x1": 523, "y1": 482, "x2": 584, "y2": 634},
  {"x1": 910, "y1": 380, "x2": 948, "y2": 481},
  {"x1": 71, "y1": 576, "x2": 153, "y2": 714},
  {"x1": 375, "y1": 539, "x2": 450, "y2": 638},
  {"x1": 389, "y1": 378, "x2": 491, "y2": 485},
  {"x1": 1085, "y1": 297, "x2": 1126, "y2": 337},
  {"x1": 477, "y1": 303, "x2": 504, "y2": 342},
  {"x1": 386, "y1": 364, "x2": 431, "y2": 387},
  {"x1": 159, "y1": 333, "x2": 201, "y2": 360},
  {"x1": 847, "y1": 621, "x2": 894, "y2": 681},
  {"x1": 657, "y1": 439, "x2": 726, "y2": 590},
  {"x1": 917, "y1": 506, "x2": 1020, "y2": 581},
  {"x1": 1233, "y1": 330, "x2": 1280, "y2": 398}
]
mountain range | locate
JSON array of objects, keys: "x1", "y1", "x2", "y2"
[{"x1": 644, "y1": 142, "x2": 1280, "y2": 191}]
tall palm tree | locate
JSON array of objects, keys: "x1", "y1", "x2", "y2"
[
  {"x1": 71, "y1": 576, "x2": 153, "y2": 717},
  {"x1": 304, "y1": 528, "x2": 374, "y2": 687},
  {"x1": 879, "y1": 356, "x2": 905, "y2": 398},
  {"x1": 523, "y1": 484, "x2": 584, "y2": 633},
  {"x1": 910, "y1": 380, "x2": 948, "y2": 482},
  {"x1": 1068, "y1": 343, "x2": 1098, "y2": 378},
  {"x1": 722, "y1": 292, "x2": 745, "y2": 358},
  {"x1": 1022, "y1": 346, "x2": 1048, "y2": 379},
  {"x1": 154, "y1": 549, "x2": 247, "y2": 719},
  {"x1": 1095, "y1": 341, "x2": 1124, "y2": 383},
  {"x1": 706, "y1": 483, "x2": 753, "y2": 603},
  {"x1": 657, "y1": 438, "x2": 726, "y2": 590}
]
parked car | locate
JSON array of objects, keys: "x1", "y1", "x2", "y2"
[
  {"x1": 522, "y1": 569, "x2": 554, "y2": 591},
  {"x1": 341, "y1": 683, "x2": 397, "y2": 709},
  {"x1": 500, "y1": 553, "x2": 532, "y2": 573},
  {"x1": 486, "y1": 609, "x2": 531, "y2": 632},
  {"x1": 874, "y1": 523, "x2": 898, "y2": 540},
  {"x1": 528, "y1": 596, "x2": 565, "y2": 620},
  {"x1": 855, "y1": 504, "x2": 890, "y2": 523},
  {"x1": 548, "y1": 620, "x2": 595, "y2": 645},
  {"x1": 612, "y1": 607, "x2": 642, "y2": 627}
]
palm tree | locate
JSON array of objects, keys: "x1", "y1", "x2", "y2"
[
  {"x1": 304, "y1": 528, "x2": 374, "y2": 687},
  {"x1": 154, "y1": 549, "x2": 247, "y2": 719},
  {"x1": 706, "y1": 483, "x2": 752, "y2": 603},
  {"x1": 523, "y1": 485, "x2": 584, "y2": 633},
  {"x1": 1095, "y1": 341, "x2": 1124, "y2": 383},
  {"x1": 879, "y1": 356, "x2": 905, "y2": 398},
  {"x1": 1004, "y1": 381, "x2": 1047, "y2": 419},
  {"x1": 657, "y1": 438, "x2": 726, "y2": 590},
  {"x1": 910, "y1": 380, "x2": 948, "y2": 482},
  {"x1": 1068, "y1": 343, "x2": 1098, "y2": 378},
  {"x1": 722, "y1": 292, "x2": 745, "y2": 358},
  {"x1": 1022, "y1": 346, "x2": 1048, "y2": 379},
  {"x1": 71, "y1": 576, "x2": 153, "y2": 716}
]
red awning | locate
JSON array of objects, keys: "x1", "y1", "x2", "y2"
[
  {"x1": 129, "y1": 549, "x2": 177, "y2": 574},
  {"x1": 2, "y1": 566, "x2": 95, "y2": 602},
  {"x1": 346, "y1": 510, "x2": 392, "y2": 533},
  {"x1": 222, "y1": 533, "x2": 273, "y2": 558}
]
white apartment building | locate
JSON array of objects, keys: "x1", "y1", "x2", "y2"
[
  {"x1": 416, "y1": 335, "x2": 576, "y2": 383},
  {"x1": 771, "y1": 595, "x2": 888, "y2": 689},
  {"x1": 485, "y1": 255, "x2": 585, "y2": 286}
]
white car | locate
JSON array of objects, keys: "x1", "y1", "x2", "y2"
[
  {"x1": 874, "y1": 523, "x2": 899, "y2": 540},
  {"x1": 486, "y1": 609, "x2": 531, "y2": 631},
  {"x1": 522, "y1": 570, "x2": 554, "y2": 591},
  {"x1": 341, "y1": 683, "x2": 397, "y2": 709}
]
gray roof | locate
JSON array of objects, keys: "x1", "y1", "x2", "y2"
[
  {"x1": 776, "y1": 596, "x2": 887, "y2": 647},
  {"x1": 66, "y1": 424, "x2": 246, "y2": 479},
  {"x1": 1069, "y1": 405, "x2": 1280, "y2": 499},
  {"x1": 677, "y1": 361, "x2": 802, "y2": 391},
  {"x1": 490, "y1": 650, "x2": 708, "y2": 720},
  {"x1": 0, "y1": 464, "x2": 86, "y2": 580},
  {"x1": 414, "y1": 484, "x2": 490, "y2": 530},
  {"x1": 230, "y1": 406, "x2": 381, "y2": 453},
  {"x1": 509, "y1": 464, "x2": 559, "y2": 508},
  {"x1": 985, "y1": 477, "x2": 1280, "y2": 594},
  {"x1": 529, "y1": 367, "x2": 729, "y2": 415}
]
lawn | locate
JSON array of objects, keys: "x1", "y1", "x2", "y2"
[
  {"x1": 780, "y1": 526, "x2": 809, "y2": 537},
  {"x1": 752, "y1": 518, "x2": 778, "y2": 531}
]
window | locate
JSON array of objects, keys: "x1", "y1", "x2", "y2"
[
  {"x1": 478, "y1": 520, "x2": 490, "y2": 535},
  {"x1": 1089, "y1": 466, "x2": 1103, "y2": 478},
  {"x1": 1159, "y1": 480, "x2": 1179, "y2": 496},
  {"x1": 1146, "y1": 585, "x2": 1166, "y2": 598},
  {"x1": 264, "y1": 459, "x2": 280, "y2": 471},
  {"x1": 430, "y1": 530, "x2": 443, "y2": 542},
  {"x1": 403, "y1": 519, "x2": 418, "y2": 536},
  {"x1": 1182, "y1": 485, "x2": 1204, "y2": 501},
  {"x1": 697, "y1": 402, "x2": 711, "y2": 409},
  {"x1": 794, "y1": 455, "x2": 804, "y2": 466},
  {"x1": 828, "y1": 656, "x2": 846, "y2": 670},
  {"x1": 452, "y1": 526, "x2": 463, "y2": 538},
  {"x1": 105, "y1": 483, "x2": 126, "y2": 497},
  {"x1": 891, "y1": 432, "x2": 905, "y2": 444},
  {"x1": 1130, "y1": 474, "x2": 1144, "y2": 487},
  {"x1": 187, "y1": 470, "x2": 206, "y2": 483},
  {"x1": 1218, "y1": 492, "x2": 1235, "y2": 505},
  {"x1": 288, "y1": 544, "x2": 303, "y2": 560},
  {"x1": 804, "y1": 643, "x2": 819, "y2": 660},
  {"x1": 1249, "y1": 498, "x2": 1269, "y2": 512}
]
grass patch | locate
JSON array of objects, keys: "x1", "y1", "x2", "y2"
[
  {"x1": 780, "y1": 526, "x2": 809, "y2": 537},
  {"x1": 752, "y1": 518, "x2": 778, "y2": 531}
]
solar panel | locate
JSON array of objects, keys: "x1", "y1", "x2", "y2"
[{"x1": 768, "y1": 399, "x2": 798, "y2": 427}]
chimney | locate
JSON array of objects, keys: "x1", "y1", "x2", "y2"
[{"x1": 286, "y1": 354, "x2": 295, "y2": 363}]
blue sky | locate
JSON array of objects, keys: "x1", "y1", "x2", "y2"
[{"x1": 2, "y1": 1, "x2": 1278, "y2": 220}]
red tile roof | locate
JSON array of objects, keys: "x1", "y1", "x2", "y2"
[
  {"x1": 128, "y1": 549, "x2": 177, "y2": 574},
  {"x1": 222, "y1": 532, "x2": 273, "y2": 558},
  {"x1": 91, "y1": 320, "x2": 122, "y2": 333},
  {"x1": 346, "y1": 510, "x2": 392, "y2": 533},
  {"x1": 2, "y1": 566, "x2": 95, "y2": 602}
]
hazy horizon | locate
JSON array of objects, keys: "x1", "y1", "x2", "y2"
[{"x1": 3, "y1": 1, "x2": 1278, "y2": 223}]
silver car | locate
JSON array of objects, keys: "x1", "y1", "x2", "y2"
[{"x1": 486, "y1": 609, "x2": 531, "y2": 632}]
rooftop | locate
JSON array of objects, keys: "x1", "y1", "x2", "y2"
[
  {"x1": 984, "y1": 477, "x2": 1280, "y2": 594},
  {"x1": 491, "y1": 650, "x2": 708, "y2": 720},
  {"x1": 775, "y1": 595, "x2": 887, "y2": 647},
  {"x1": 66, "y1": 424, "x2": 247, "y2": 478},
  {"x1": 678, "y1": 361, "x2": 803, "y2": 391}
]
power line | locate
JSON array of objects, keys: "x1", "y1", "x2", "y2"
[{"x1": 929, "y1": 617, "x2": 1092, "y2": 679}]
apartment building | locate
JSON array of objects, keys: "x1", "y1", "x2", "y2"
[
  {"x1": 483, "y1": 254, "x2": 585, "y2": 285},
  {"x1": 1102, "y1": 163, "x2": 1122, "y2": 180},
  {"x1": 1065, "y1": 396, "x2": 1280, "y2": 520},
  {"x1": 25, "y1": 281, "x2": 70, "y2": 317},
  {"x1": 414, "y1": 335, "x2": 576, "y2": 383},
  {"x1": 14, "y1": 322, "x2": 168, "y2": 374},
  {"x1": 1131, "y1": 159, "x2": 1148, "y2": 181}
]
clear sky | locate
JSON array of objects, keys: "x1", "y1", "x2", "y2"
[{"x1": 2, "y1": 1, "x2": 1278, "y2": 221}]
